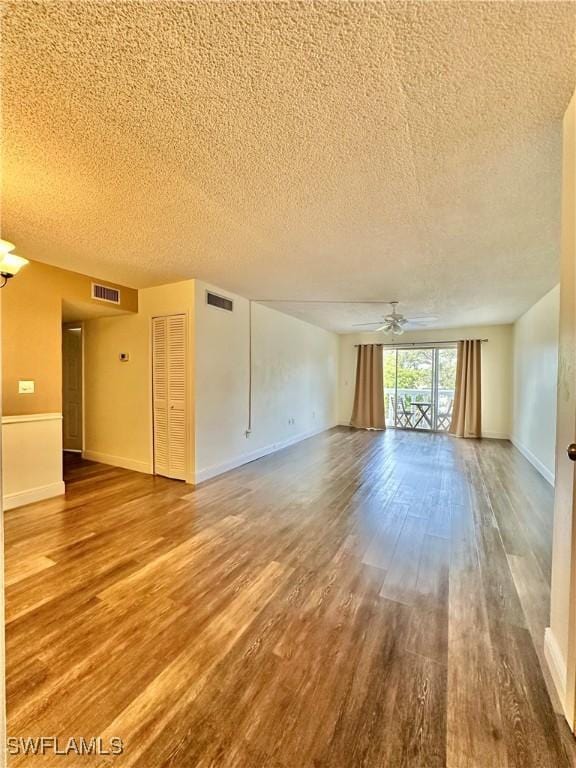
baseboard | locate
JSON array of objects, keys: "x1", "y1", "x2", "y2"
[
  {"x1": 194, "y1": 423, "x2": 337, "y2": 484},
  {"x1": 511, "y1": 437, "x2": 555, "y2": 486},
  {"x1": 339, "y1": 424, "x2": 512, "y2": 441},
  {"x1": 545, "y1": 627, "x2": 568, "y2": 715},
  {"x1": 3, "y1": 480, "x2": 66, "y2": 511},
  {"x1": 82, "y1": 450, "x2": 152, "y2": 475}
]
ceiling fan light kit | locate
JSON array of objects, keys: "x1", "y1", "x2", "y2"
[{"x1": 352, "y1": 301, "x2": 428, "y2": 335}]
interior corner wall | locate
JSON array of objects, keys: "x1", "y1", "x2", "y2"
[
  {"x1": 0, "y1": 260, "x2": 137, "y2": 509},
  {"x1": 83, "y1": 280, "x2": 195, "y2": 481},
  {"x1": 84, "y1": 278, "x2": 339, "y2": 486},
  {"x1": 193, "y1": 281, "x2": 339, "y2": 482},
  {"x1": 338, "y1": 324, "x2": 513, "y2": 439},
  {"x1": 511, "y1": 285, "x2": 560, "y2": 485},
  {"x1": 1, "y1": 260, "x2": 137, "y2": 417}
]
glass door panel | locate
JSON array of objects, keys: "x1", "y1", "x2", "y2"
[
  {"x1": 435, "y1": 347, "x2": 457, "y2": 431},
  {"x1": 383, "y1": 349, "x2": 397, "y2": 426},
  {"x1": 396, "y1": 348, "x2": 434, "y2": 430}
]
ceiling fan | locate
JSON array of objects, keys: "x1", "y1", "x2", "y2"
[{"x1": 352, "y1": 302, "x2": 436, "y2": 335}]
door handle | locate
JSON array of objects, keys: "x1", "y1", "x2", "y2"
[{"x1": 568, "y1": 444, "x2": 576, "y2": 462}]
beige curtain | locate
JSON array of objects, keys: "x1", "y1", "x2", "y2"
[
  {"x1": 449, "y1": 340, "x2": 482, "y2": 438},
  {"x1": 350, "y1": 345, "x2": 386, "y2": 430}
]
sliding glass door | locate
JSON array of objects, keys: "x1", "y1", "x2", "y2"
[{"x1": 384, "y1": 345, "x2": 457, "y2": 432}]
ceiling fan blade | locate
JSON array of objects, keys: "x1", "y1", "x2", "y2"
[
  {"x1": 407, "y1": 315, "x2": 438, "y2": 322},
  {"x1": 406, "y1": 319, "x2": 432, "y2": 326},
  {"x1": 352, "y1": 321, "x2": 383, "y2": 327}
]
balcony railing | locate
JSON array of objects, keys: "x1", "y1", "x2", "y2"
[{"x1": 385, "y1": 388, "x2": 455, "y2": 432}]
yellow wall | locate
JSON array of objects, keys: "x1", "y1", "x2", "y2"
[
  {"x1": 2, "y1": 260, "x2": 137, "y2": 415},
  {"x1": 83, "y1": 280, "x2": 195, "y2": 480},
  {"x1": 339, "y1": 324, "x2": 514, "y2": 438}
]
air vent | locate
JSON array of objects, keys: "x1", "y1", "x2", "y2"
[
  {"x1": 92, "y1": 283, "x2": 121, "y2": 304},
  {"x1": 206, "y1": 291, "x2": 233, "y2": 312}
]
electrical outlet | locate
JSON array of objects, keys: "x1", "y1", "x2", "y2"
[{"x1": 18, "y1": 380, "x2": 35, "y2": 394}]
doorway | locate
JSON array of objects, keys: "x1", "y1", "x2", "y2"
[
  {"x1": 62, "y1": 323, "x2": 84, "y2": 453},
  {"x1": 383, "y1": 345, "x2": 457, "y2": 431}
]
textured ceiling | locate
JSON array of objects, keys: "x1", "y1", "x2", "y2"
[{"x1": 2, "y1": 1, "x2": 575, "y2": 332}]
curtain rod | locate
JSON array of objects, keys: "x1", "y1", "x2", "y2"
[{"x1": 354, "y1": 339, "x2": 488, "y2": 347}]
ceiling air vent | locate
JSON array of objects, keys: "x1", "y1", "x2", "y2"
[
  {"x1": 92, "y1": 282, "x2": 121, "y2": 304},
  {"x1": 206, "y1": 291, "x2": 233, "y2": 312}
]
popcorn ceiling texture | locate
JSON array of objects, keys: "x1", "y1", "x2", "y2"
[{"x1": 1, "y1": 1, "x2": 575, "y2": 331}]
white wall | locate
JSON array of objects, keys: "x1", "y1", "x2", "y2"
[
  {"x1": 339, "y1": 324, "x2": 513, "y2": 439},
  {"x1": 512, "y1": 285, "x2": 560, "y2": 485},
  {"x1": 194, "y1": 281, "x2": 340, "y2": 482},
  {"x1": 2, "y1": 414, "x2": 65, "y2": 509}
]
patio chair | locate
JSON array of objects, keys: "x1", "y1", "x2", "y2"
[
  {"x1": 437, "y1": 398, "x2": 453, "y2": 431},
  {"x1": 392, "y1": 396, "x2": 414, "y2": 428}
]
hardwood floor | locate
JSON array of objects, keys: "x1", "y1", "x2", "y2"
[{"x1": 5, "y1": 428, "x2": 576, "y2": 767}]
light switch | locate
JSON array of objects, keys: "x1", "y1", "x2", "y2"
[{"x1": 18, "y1": 380, "x2": 35, "y2": 394}]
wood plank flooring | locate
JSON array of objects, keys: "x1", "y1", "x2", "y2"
[{"x1": 5, "y1": 428, "x2": 576, "y2": 767}]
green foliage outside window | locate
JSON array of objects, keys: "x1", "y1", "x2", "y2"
[{"x1": 384, "y1": 348, "x2": 457, "y2": 392}]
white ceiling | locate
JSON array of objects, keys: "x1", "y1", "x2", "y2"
[{"x1": 2, "y1": 1, "x2": 575, "y2": 333}]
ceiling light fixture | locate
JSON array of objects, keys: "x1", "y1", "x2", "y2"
[
  {"x1": 0, "y1": 239, "x2": 16, "y2": 253},
  {"x1": 0, "y1": 239, "x2": 28, "y2": 286}
]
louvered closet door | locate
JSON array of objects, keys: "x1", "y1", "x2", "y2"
[
  {"x1": 152, "y1": 315, "x2": 187, "y2": 481},
  {"x1": 166, "y1": 315, "x2": 187, "y2": 478}
]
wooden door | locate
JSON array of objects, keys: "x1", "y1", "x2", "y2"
[
  {"x1": 152, "y1": 315, "x2": 187, "y2": 480},
  {"x1": 62, "y1": 325, "x2": 83, "y2": 452}
]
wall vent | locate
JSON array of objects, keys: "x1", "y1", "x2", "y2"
[
  {"x1": 206, "y1": 291, "x2": 233, "y2": 312},
  {"x1": 92, "y1": 283, "x2": 121, "y2": 304}
]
